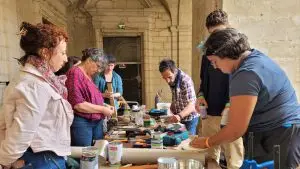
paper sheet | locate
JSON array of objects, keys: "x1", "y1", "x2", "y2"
[
  {"x1": 70, "y1": 139, "x2": 206, "y2": 166},
  {"x1": 70, "y1": 146, "x2": 83, "y2": 158},
  {"x1": 70, "y1": 140, "x2": 109, "y2": 160},
  {"x1": 177, "y1": 138, "x2": 207, "y2": 152},
  {"x1": 121, "y1": 148, "x2": 205, "y2": 165}
]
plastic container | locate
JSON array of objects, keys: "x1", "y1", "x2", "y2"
[
  {"x1": 135, "y1": 105, "x2": 145, "y2": 126},
  {"x1": 80, "y1": 146, "x2": 99, "y2": 169},
  {"x1": 199, "y1": 105, "x2": 207, "y2": 119},
  {"x1": 151, "y1": 132, "x2": 164, "y2": 149},
  {"x1": 108, "y1": 142, "x2": 123, "y2": 166},
  {"x1": 157, "y1": 103, "x2": 171, "y2": 110}
]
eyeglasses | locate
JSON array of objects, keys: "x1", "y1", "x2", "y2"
[
  {"x1": 204, "y1": 44, "x2": 226, "y2": 56},
  {"x1": 95, "y1": 62, "x2": 103, "y2": 72}
]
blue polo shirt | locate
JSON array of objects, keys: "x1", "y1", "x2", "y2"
[{"x1": 230, "y1": 49, "x2": 300, "y2": 132}]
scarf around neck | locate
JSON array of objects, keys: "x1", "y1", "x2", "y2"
[{"x1": 26, "y1": 55, "x2": 68, "y2": 99}]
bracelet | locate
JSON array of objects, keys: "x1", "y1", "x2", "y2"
[
  {"x1": 178, "y1": 114, "x2": 183, "y2": 120},
  {"x1": 205, "y1": 137, "x2": 211, "y2": 148}
]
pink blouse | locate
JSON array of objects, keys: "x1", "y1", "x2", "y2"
[{"x1": 66, "y1": 66, "x2": 104, "y2": 120}]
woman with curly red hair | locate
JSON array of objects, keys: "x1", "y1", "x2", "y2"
[{"x1": 0, "y1": 22, "x2": 73, "y2": 169}]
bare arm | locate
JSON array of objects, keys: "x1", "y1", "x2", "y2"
[
  {"x1": 169, "y1": 102, "x2": 195, "y2": 123},
  {"x1": 74, "y1": 102, "x2": 113, "y2": 116},
  {"x1": 179, "y1": 102, "x2": 195, "y2": 118},
  {"x1": 191, "y1": 70, "x2": 261, "y2": 148},
  {"x1": 190, "y1": 95, "x2": 257, "y2": 148},
  {"x1": 209, "y1": 95, "x2": 257, "y2": 145}
]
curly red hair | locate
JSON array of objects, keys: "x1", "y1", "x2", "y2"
[{"x1": 18, "y1": 22, "x2": 68, "y2": 66}]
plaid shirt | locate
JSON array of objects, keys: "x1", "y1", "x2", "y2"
[{"x1": 170, "y1": 69, "x2": 198, "y2": 122}]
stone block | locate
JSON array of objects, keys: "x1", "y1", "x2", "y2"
[
  {"x1": 155, "y1": 20, "x2": 170, "y2": 29},
  {"x1": 158, "y1": 29, "x2": 171, "y2": 36},
  {"x1": 97, "y1": 0, "x2": 114, "y2": 8},
  {"x1": 153, "y1": 49, "x2": 167, "y2": 57},
  {"x1": 152, "y1": 42, "x2": 163, "y2": 50},
  {"x1": 126, "y1": 0, "x2": 143, "y2": 9},
  {"x1": 127, "y1": 16, "x2": 147, "y2": 22},
  {"x1": 153, "y1": 36, "x2": 168, "y2": 42},
  {"x1": 93, "y1": 15, "x2": 123, "y2": 22}
]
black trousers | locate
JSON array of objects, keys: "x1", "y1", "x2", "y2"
[{"x1": 243, "y1": 124, "x2": 300, "y2": 169}]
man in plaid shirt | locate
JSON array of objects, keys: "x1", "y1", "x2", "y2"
[{"x1": 159, "y1": 59, "x2": 199, "y2": 135}]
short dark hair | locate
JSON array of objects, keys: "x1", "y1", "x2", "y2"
[
  {"x1": 206, "y1": 9, "x2": 229, "y2": 29},
  {"x1": 204, "y1": 28, "x2": 251, "y2": 60},
  {"x1": 159, "y1": 59, "x2": 177, "y2": 73},
  {"x1": 106, "y1": 55, "x2": 116, "y2": 64}
]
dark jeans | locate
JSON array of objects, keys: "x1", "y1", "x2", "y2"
[
  {"x1": 71, "y1": 115, "x2": 104, "y2": 146},
  {"x1": 244, "y1": 124, "x2": 300, "y2": 169},
  {"x1": 19, "y1": 148, "x2": 66, "y2": 169},
  {"x1": 182, "y1": 117, "x2": 199, "y2": 135}
]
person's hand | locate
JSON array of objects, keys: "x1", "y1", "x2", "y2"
[
  {"x1": 103, "y1": 91, "x2": 113, "y2": 98},
  {"x1": 102, "y1": 105, "x2": 114, "y2": 116},
  {"x1": 195, "y1": 97, "x2": 208, "y2": 112},
  {"x1": 190, "y1": 136, "x2": 207, "y2": 149},
  {"x1": 167, "y1": 115, "x2": 181, "y2": 123},
  {"x1": 0, "y1": 164, "x2": 11, "y2": 169},
  {"x1": 111, "y1": 93, "x2": 121, "y2": 98},
  {"x1": 0, "y1": 159, "x2": 24, "y2": 169}
]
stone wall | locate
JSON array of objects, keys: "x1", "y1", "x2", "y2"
[
  {"x1": 89, "y1": 0, "x2": 194, "y2": 106},
  {"x1": 0, "y1": 0, "x2": 70, "y2": 106},
  {"x1": 223, "y1": 0, "x2": 300, "y2": 98},
  {"x1": 67, "y1": 5, "x2": 94, "y2": 56},
  {"x1": 0, "y1": 0, "x2": 19, "y2": 105}
]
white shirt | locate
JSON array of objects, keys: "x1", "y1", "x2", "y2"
[{"x1": 0, "y1": 64, "x2": 74, "y2": 166}]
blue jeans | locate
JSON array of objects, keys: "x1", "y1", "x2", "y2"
[
  {"x1": 182, "y1": 117, "x2": 199, "y2": 135},
  {"x1": 20, "y1": 148, "x2": 66, "y2": 169},
  {"x1": 71, "y1": 115, "x2": 104, "y2": 146}
]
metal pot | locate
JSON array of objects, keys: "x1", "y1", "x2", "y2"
[
  {"x1": 158, "y1": 157, "x2": 178, "y2": 169},
  {"x1": 177, "y1": 159, "x2": 204, "y2": 169}
]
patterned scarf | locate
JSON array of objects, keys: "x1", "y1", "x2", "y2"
[{"x1": 27, "y1": 55, "x2": 68, "y2": 99}]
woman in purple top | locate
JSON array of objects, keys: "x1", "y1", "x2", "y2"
[{"x1": 66, "y1": 48, "x2": 114, "y2": 146}]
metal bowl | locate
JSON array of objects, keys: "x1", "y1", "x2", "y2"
[{"x1": 158, "y1": 157, "x2": 178, "y2": 169}]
